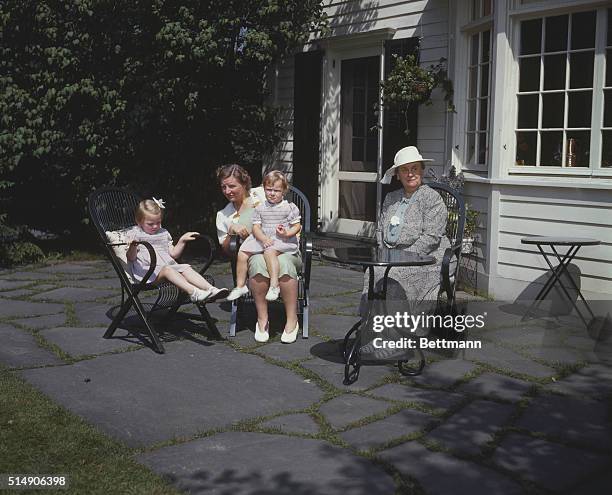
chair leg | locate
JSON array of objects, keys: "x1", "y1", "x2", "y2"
[
  {"x1": 104, "y1": 298, "x2": 135, "y2": 339},
  {"x1": 229, "y1": 301, "x2": 238, "y2": 337},
  {"x1": 131, "y1": 297, "x2": 165, "y2": 354},
  {"x1": 197, "y1": 303, "x2": 222, "y2": 339},
  {"x1": 302, "y1": 301, "x2": 309, "y2": 338}
]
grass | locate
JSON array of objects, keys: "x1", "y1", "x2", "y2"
[{"x1": 0, "y1": 369, "x2": 180, "y2": 495}]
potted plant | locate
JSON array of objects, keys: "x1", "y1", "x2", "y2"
[
  {"x1": 381, "y1": 54, "x2": 455, "y2": 135},
  {"x1": 462, "y1": 205, "x2": 479, "y2": 254}
]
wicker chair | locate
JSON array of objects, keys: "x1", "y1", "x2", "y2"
[
  {"x1": 88, "y1": 187, "x2": 220, "y2": 353},
  {"x1": 227, "y1": 186, "x2": 313, "y2": 338}
]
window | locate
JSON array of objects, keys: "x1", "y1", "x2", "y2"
[
  {"x1": 515, "y1": 8, "x2": 611, "y2": 169},
  {"x1": 466, "y1": 29, "x2": 492, "y2": 166}
]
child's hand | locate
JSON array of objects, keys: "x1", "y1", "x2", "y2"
[
  {"x1": 276, "y1": 224, "x2": 286, "y2": 238},
  {"x1": 262, "y1": 237, "x2": 274, "y2": 248},
  {"x1": 179, "y1": 232, "x2": 200, "y2": 243}
]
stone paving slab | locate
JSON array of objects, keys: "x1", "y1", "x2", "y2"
[
  {"x1": 0, "y1": 325, "x2": 64, "y2": 368},
  {"x1": 1, "y1": 288, "x2": 38, "y2": 298},
  {"x1": 0, "y1": 271, "x2": 60, "y2": 281},
  {"x1": 456, "y1": 372, "x2": 533, "y2": 402},
  {"x1": 255, "y1": 335, "x2": 325, "y2": 362},
  {"x1": 409, "y1": 359, "x2": 478, "y2": 389},
  {"x1": 12, "y1": 313, "x2": 67, "y2": 330},
  {"x1": 301, "y1": 358, "x2": 395, "y2": 392},
  {"x1": 21, "y1": 340, "x2": 324, "y2": 447},
  {"x1": 379, "y1": 440, "x2": 523, "y2": 494},
  {"x1": 517, "y1": 394, "x2": 612, "y2": 450},
  {"x1": 36, "y1": 263, "x2": 105, "y2": 274},
  {"x1": 366, "y1": 383, "x2": 466, "y2": 412},
  {"x1": 546, "y1": 364, "x2": 612, "y2": 397},
  {"x1": 310, "y1": 313, "x2": 362, "y2": 340},
  {"x1": 259, "y1": 413, "x2": 320, "y2": 435},
  {"x1": 0, "y1": 280, "x2": 32, "y2": 291},
  {"x1": 463, "y1": 342, "x2": 555, "y2": 378},
  {"x1": 492, "y1": 433, "x2": 611, "y2": 491},
  {"x1": 39, "y1": 326, "x2": 139, "y2": 356},
  {"x1": 426, "y1": 399, "x2": 515, "y2": 456},
  {"x1": 138, "y1": 432, "x2": 396, "y2": 495},
  {"x1": 521, "y1": 345, "x2": 590, "y2": 365},
  {"x1": 72, "y1": 303, "x2": 113, "y2": 327},
  {"x1": 480, "y1": 324, "x2": 569, "y2": 347},
  {"x1": 339, "y1": 408, "x2": 435, "y2": 451},
  {"x1": 318, "y1": 394, "x2": 393, "y2": 430},
  {"x1": 68, "y1": 278, "x2": 120, "y2": 289},
  {"x1": 31, "y1": 287, "x2": 117, "y2": 302},
  {"x1": 0, "y1": 298, "x2": 65, "y2": 318}
]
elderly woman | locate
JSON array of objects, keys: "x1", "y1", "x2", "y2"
[
  {"x1": 362, "y1": 146, "x2": 450, "y2": 314},
  {"x1": 216, "y1": 164, "x2": 302, "y2": 343}
]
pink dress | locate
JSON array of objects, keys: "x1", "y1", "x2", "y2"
[
  {"x1": 239, "y1": 200, "x2": 301, "y2": 254},
  {"x1": 128, "y1": 227, "x2": 190, "y2": 283}
]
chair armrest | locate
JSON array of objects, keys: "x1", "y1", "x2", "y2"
[
  {"x1": 228, "y1": 234, "x2": 242, "y2": 257},
  {"x1": 187, "y1": 234, "x2": 216, "y2": 275},
  {"x1": 106, "y1": 240, "x2": 157, "y2": 288},
  {"x1": 441, "y1": 244, "x2": 461, "y2": 298},
  {"x1": 302, "y1": 232, "x2": 314, "y2": 291}
]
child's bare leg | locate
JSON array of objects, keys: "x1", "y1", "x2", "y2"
[
  {"x1": 156, "y1": 266, "x2": 197, "y2": 295},
  {"x1": 181, "y1": 267, "x2": 213, "y2": 290},
  {"x1": 263, "y1": 249, "x2": 280, "y2": 287},
  {"x1": 236, "y1": 251, "x2": 250, "y2": 287}
]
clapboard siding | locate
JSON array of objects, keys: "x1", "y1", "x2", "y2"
[{"x1": 497, "y1": 187, "x2": 612, "y2": 295}]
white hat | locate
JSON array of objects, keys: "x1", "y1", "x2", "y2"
[{"x1": 380, "y1": 146, "x2": 433, "y2": 184}]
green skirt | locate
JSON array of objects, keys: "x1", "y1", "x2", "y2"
[{"x1": 248, "y1": 252, "x2": 302, "y2": 280}]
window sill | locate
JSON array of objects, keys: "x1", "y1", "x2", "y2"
[{"x1": 464, "y1": 171, "x2": 612, "y2": 189}]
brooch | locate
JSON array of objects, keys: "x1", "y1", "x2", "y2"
[{"x1": 390, "y1": 215, "x2": 400, "y2": 226}]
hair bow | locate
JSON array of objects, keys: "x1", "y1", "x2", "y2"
[{"x1": 152, "y1": 197, "x2": 166, "y2": 209}]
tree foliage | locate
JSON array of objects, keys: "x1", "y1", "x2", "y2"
[{"x1": 0, "y1": 0, "x2": 326, "y2": 240}]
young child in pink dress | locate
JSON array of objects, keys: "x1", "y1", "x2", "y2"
[
  {"x1": 227, "y1": 171, "x2": 301, "y2": 302},
  {"x1": 126, "y1": 198, "x2": 229, "y2": 303}
]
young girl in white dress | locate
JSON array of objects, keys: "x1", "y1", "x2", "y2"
[
  {"x1": 126, "y1": 198, "x2": 228, "y2": 303},
  {"x1": 227, "y1": 170, "x2": 301, "y2": 302}
]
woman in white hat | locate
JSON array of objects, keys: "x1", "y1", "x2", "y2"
[{"x1": 361, "y1": 146, "x2": 450, "y2": 316}]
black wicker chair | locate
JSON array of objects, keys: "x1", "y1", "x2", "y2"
[
  {"x1": 228, "y1": 186, "x2": 313, "y2": 338},
  {"x1": 88, "y1": 187, "x2": 220, "y2": 353}
]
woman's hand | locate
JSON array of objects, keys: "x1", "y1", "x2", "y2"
[{"x1": 230, "y1": 223, "x2": 250, "y2": 239}]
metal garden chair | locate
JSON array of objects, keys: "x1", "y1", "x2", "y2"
[
  {"x1": 227, "y1": 186, "x2": 313, "y2": 338},
  {"x1": 88, "y1": 187, "x2": 220, "y2": 353}
]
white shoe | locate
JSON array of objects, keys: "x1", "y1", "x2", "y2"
[
  {"x1": 254, "y1": 321, "x2": 269, "y2": 342},
  {"x1": 204, "y1": 287, "x2": 230, "y2": 302},
  {"x1": 227, "y1": 285, "x2": 249, "y2": 301},
  {"x1": 281, "y1": 322, "x2": 299, "y2": 344},
  {"x1": 265, "y1": 285, "x2": 280, "y2": 302},
  {"x1": 190, "y1": 288, "x2": 206, "y2": 303}
]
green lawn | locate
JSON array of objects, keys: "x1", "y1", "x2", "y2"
[{"x1": 0, "y1": 369, "x2": 180, "y2": 495}]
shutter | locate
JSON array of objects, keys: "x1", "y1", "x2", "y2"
[{"x1": 293, "y1": 50, "x2": 323, "y2": 230}]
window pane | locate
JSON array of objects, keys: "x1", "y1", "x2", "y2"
[
  {"x1": 604, "y1": 90, "x2": 612, "y2": 127},
  {"x1": 352, "y1": 138, "x2": 364, "y2": 161},
  {"x1": 565, "y1": 131, "x2": 590, "y2": 167},
  {"x1": 608, "y1": 9, "x2": 612, "y2": 46},
  {"x1": 471, "y1": 34, "x2": 479, "y2": 65},
  {"x1": 568, "y1": 91, "x2": 592, "y2": 128},
  {"x1": 353, "y1": 88, "x2": 365, "y2": 112},
  {"x1": 543, "y1": 54, "x2": 566, "y2": 90},
  {"x1": 478, "y1": 133, "x2": 487, "y2": 164},
  {"x1": 602, "y1": 130, "x2": 612, "y2": 167},
  {"x1": 520, "y1": 57, "x2": 540, "y2": 92},
  {"x1": 571, "y1": 11, "x2": 596, "y2": 50},
  {"x1": 545, "y1": 15, "x2": 568, "y2": 53},
  {"x1": 468, "y1": 101, "x2": 477, "y2": 131},
  {"x1": 338, "y1": 181, "x2": 376, "y2": 221},
  {"x1": 480, "y1": 64, "x2": 489, "y2": 97},
  {"x1": 471, "y1": 0, "x2": 480, "y2": 21},
  {"x1": 467, "y1": 133, "x2": 476, "y2": 163},
  {"x1": 479, "y1": 99, "x2": 488, "y2": 131},
  {"x1": 542, "y1": 93, "x2": 565, "y2": 128},
  {"x1": 353, "y1": 113, "x2": 365, "y2": 137},
  {"x1": 516, "y1": 132, "x2": 537, "y2": 166},
  {"x1": 521, "y1": 19, "x2": 542, "y2": 55},
  {"x1": 481, "y1": 31, "x2": 490, "y2": 63},
  {"x1": 606, "y1": 49, "x2": 612, "y2": 86},
  {"x1": 469, "y1": 67, "x2": 478, "y2": 98},
  {"x1": 569, "y1": 52, "x2": 594, "y2": 89},
  {"x1": 541, "y1": 131, "x2": 563, "y2": 166},
  {"x1": 518, "y1": 94, "x2": 539, "y2": 128},
  {"x1": 366, "y1": 137, "x2": 377, "y2": 162},
  {"x1": 483, "y1": 0, "x2": 491, "y2": 17}
]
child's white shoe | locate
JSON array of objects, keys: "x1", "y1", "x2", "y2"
[
  {"x1": 265, "y1": 285, "x2": 280, "y2": 302},
  {"x1": 190, "y1": 288, "x2": 206, "y2": 303},
  {"x1": 204, "y1": 287, "x2": 230, "y2": 302},
  {"x1": 227, "y1": 285, "x2": 249, "y2": 301}
]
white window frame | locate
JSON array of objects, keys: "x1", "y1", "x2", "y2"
[{"x1": 507, "y1": 0, "x2": 612, "y2": 177}]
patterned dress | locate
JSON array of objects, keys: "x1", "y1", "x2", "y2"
[
  {"x1": 360, "y1": 185, "x2": 450, "y2": 315},
  {"x1": 128, "y1": 227, "x2": 190, "y2": 283},
  {"x1": 239, "y1": 199, "x2": 301, "y2": 254}
]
